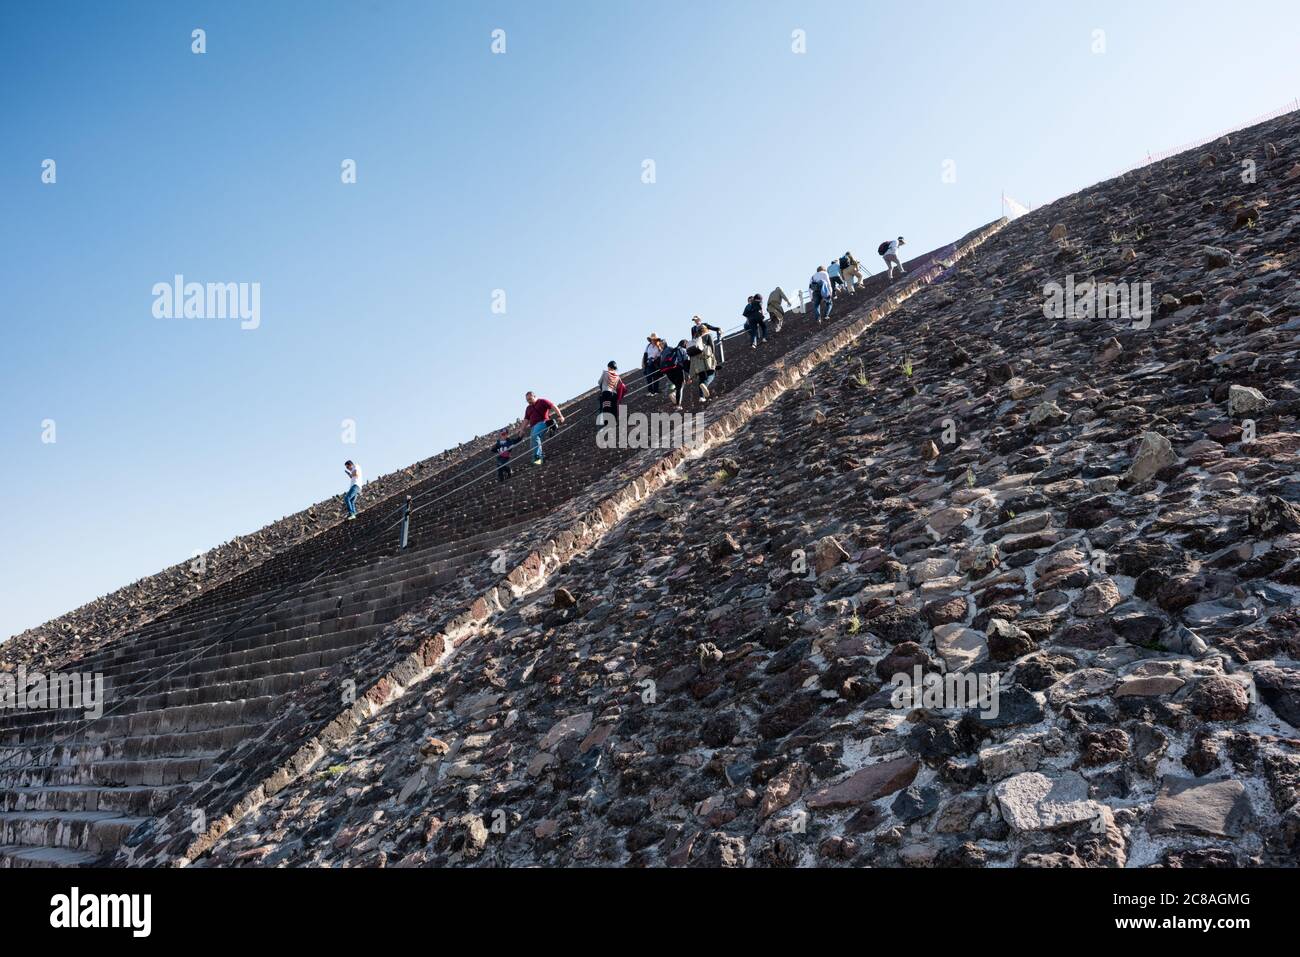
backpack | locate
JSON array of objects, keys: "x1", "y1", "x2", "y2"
[
  {"x1": 686, "y1": 339, "x2": 703, "y2": 357},
  {"x1": 839, "y1": 255, "x2": 850, "y2": 270},
  {"x1": 877, "y1": 241, "x2": 890, "y2": 256},
  {"x1": 809, "y1": 278, "x2": 823, "y2": 303}
]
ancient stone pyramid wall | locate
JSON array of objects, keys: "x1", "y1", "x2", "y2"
[
  {"x1": 1, "y1": 223, "x2": 994, "y2": 867},
  {"x1": 191, "y1": 109, "x2": 1300, "y2": 868},
  {"x1": 110, "y1": 223, "x2": 1002, "y2": 866}
]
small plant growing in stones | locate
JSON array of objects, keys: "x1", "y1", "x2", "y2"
[
  {"x1": 325, "y1": 764, "x2": 348, "y2": 776},
  {"x1": 847, "y1": 611, "x2": 862, "y2": 635},
  {"x1": 854, "y1": 359, "x2": 870, "y2": 388},
  {"x1": 965, "y1": 467, "x2": 976, "y2": 487},
  {"x1": 901, "y1": 357, "x2": 913, "y2": 378}
]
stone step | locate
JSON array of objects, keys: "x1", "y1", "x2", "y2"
[
  {"x1": 0, "y1": 810, "x2": 148, "y2": 854},
  {"x1": 0, "y1": 726, "x2": 253, "y2": 773},
  {"x1": 0, "y1": 562, "x2": 452, "y2": 734},
  {"x1": 166, "y1": 514, "x2": 527, "y2": 619},
  {"x1": 70, "y1": 535, "x2": 502, "y2": 673},
  {"x1": 5, "y1": 783, "x2": 188, "y2": 816},
  {"x1": 60, "y1": 577, "x2": 428, "y2": 688},
  {"x1": 0, "y1": 696, "x2": 279, "y2": 756},
  {"x1": 3, "y1": 753, "x2": 220, "y2": 789},
  {"x1": 0, "y1": 843, "x2": 102, "y2": 868},
  {"x1": 0, "y1": 624, "x2": 376, "y2": 740}
]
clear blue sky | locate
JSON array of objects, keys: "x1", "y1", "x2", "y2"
[{"x1": 2, "y1": 0, "x2": 1298, "y2": 640}]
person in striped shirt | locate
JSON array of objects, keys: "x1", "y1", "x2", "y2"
[{"x1": 596, "y1": 361, "x2": 627, "y2": 427}]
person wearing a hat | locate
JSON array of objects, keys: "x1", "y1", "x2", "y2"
[
  {"x1": 596, "y1": 360, "x2": 626, "y2": 428},
  {"x1": 643, "y1": 334, "x2": 665, "y2": 395}
]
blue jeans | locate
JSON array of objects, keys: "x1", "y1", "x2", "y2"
[
  {"x1": 817, "y1": 298, "x2": 833, "y2": 322},
  {"x1": 344, "y1": 484, "x2": 360, "y2": 517},
  {"x1": 530, "y1": 421, "x2": 548, "y2": 460}
]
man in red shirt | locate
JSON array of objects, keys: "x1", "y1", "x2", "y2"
[{"x1": 524, "y1": 391, "x2": 566, "y2": 465}]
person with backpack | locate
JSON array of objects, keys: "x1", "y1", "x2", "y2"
[
  {"x1": 766, "y1": 286, "x2": 792, "y2": 332},
  {"x1": 494, "y1": 429, "x2": 522, "y2": 482},
  {"x1": 839, "y1": 252, "x2": 864, "y2": 293},
  {"x1": 342, "y1": 460, "x2": 363, "y2": 520},
  {"x1": 596, "y1": 360, "x2": 627, "y2": 427},
  {"x1": 809, "y1": 267, "x2": 833, "y2": 324},
  {"x1": 690, "y1": 316, "x2": 724, "y2": 365},
  {"x1": 689, "y1": 327, "x2": 719, "y2": 403},
  {"x1": 743, "y1": 294, "x2": 768, "y2": 348},
  {"x1": 643, "y1": 334, "x2": 664, "y2": 395},
  {"x1": 658, "y1": 339, "x2": 690, "y2": 408},
  {"x1": 879, "y1": 237, "x2": 906, "y2": 279},
  {"x1": 523, "y1": 391, "x2": 566, "y2": 465},
  {"x1": 828, "y1": 257, "x2": 846, "y2": 295}
]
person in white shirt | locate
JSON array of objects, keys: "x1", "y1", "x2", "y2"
[
  {"x1": 643, "y1": 334, "x2": 665, "y2": 395},
  {"x1": 809, "y1": 268, "x2": 833, "y2": 323},
  {"x1": 343, "y1": 460, "x2": 363, "y2": 520},
  {"x1": 881, "y1": 236, "x2": 906, "y2": 279}
]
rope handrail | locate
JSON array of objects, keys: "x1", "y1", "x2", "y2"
[
  {"x1": 400, "y1": 320, "x2": 753, "y2": 514},
  {"x1": 0, "y1": 263, "x2": 893, "y2": 786},
  {"x1": 0, "y1": 315, "x2": 764, "y2": 778}
]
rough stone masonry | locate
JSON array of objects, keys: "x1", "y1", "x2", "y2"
[{"x1": 190, "y1": 109, "x2": 1300, "y2": 868}]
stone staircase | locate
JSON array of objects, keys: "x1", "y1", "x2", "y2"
[
  {"x1": 0, "y1": 522, "x2": 525, "y2": 867},
  {"x1": 197, "y1": 237, "x2": 977, "y2": 583},
  {"x1": 0, "y1": 229, "x2": 989, "y2": 868}
]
